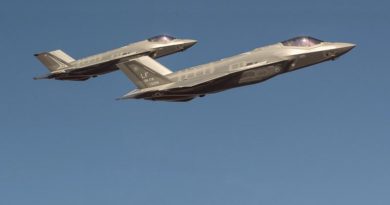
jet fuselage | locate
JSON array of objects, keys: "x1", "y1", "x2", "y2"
[
  {"x1": 34, "y1": 35, "x2": 196, "y2": 81},
  {"x1": 119, "y1": 37, "x2": 355, "y2": 102}
]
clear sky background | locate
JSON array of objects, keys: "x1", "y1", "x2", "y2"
[{"x1": 1, "y1": 0, "x2": 389, "y2": 204}]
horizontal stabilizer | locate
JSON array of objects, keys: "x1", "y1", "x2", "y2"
[{"x1": 117, "y1": 56, "x2": 173, "y2": 89}]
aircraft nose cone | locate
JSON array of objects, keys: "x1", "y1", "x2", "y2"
[
  {"x1": 184, "y1": 39, "x2": 197, "y2": 48},
  {"x1": 342, "y1": 43, "x2": 356, "y2": 52},
  {"x1": 332, "y1": 43, "x2": 356, "y2": 59},
  {"x1": 176, "y1": 39, "x2": 197, "y2": 52},
  {"x1": 338, "y1": 43, "x2": 356, "y2": 54}
]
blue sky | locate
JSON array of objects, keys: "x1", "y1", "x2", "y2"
[{"x1": 1, "y1": 0, "x2": 389, "y2": 205}]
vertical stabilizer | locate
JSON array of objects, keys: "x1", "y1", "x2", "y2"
[
  {"x1": 34, "y1": 50, "x2": 75, "y2": 71},
  {"x1": 117, "y1": 56, "x2": 173, "y2": 89}
]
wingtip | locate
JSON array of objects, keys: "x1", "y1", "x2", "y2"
[
  {"x1": 33, "y1": 76, "x2": 43, "y2": 80},
  {"x1": 33, "y1": 74, "x2": 51, "y2": 80},
  {"x1": 33, "y1": 77, "x2": 45, "y2": 80}
]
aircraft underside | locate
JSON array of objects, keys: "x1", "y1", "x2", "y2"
[
  {"x1": 52, "y1": 61, "x2": 120, "y2": 81},
  {"x1": 138, "y1": 69, "x2": 284, "y2": 102}
]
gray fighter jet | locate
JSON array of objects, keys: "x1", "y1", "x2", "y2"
[
  {"x1": 34, "y1": 35, "x2": 197, "y2": 81},
  {"x1": 117, "y1": 36, "x2": 355, "y2": 102}
]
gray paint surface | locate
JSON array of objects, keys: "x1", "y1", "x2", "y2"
[
  {"x1": 34, "y1": 35, "x2": 196, "y2": 81},
  {"x1": 119, "y1": 36, "x2": 355, "y2": 102}
]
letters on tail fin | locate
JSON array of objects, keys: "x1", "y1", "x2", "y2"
[
  {"x1": 34, "y1": 50, "x2": 75, "y2": 71},
  {"x1": 117, "y1": 56, "x2": 173, "y2": 89}
]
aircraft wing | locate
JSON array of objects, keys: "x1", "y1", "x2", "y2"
[{"x1": 171, "y1": 56, "x2": 292, "y2": 89}]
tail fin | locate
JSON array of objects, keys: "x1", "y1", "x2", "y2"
[
  {"x1": 34, "y1": 50, "x2": 75, "y2": 71},
  {"x1": 117, "y1": 56, "x2": 173, "y2": 89}
]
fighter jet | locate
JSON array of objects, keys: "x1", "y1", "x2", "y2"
[
  {"x1": 33, "y1": 35, "x2": 197, "y2": 81},
  {"x1": 117, "y1": 36, "x2": 355, "y2": 102}
]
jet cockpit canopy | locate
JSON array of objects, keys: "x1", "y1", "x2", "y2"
[
  {"x1": 148, "y1": 35, "x2": 176, "y2": 43},
  {"x1": 282, "y1": 36, "x2": 323, "y2": 47}
]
